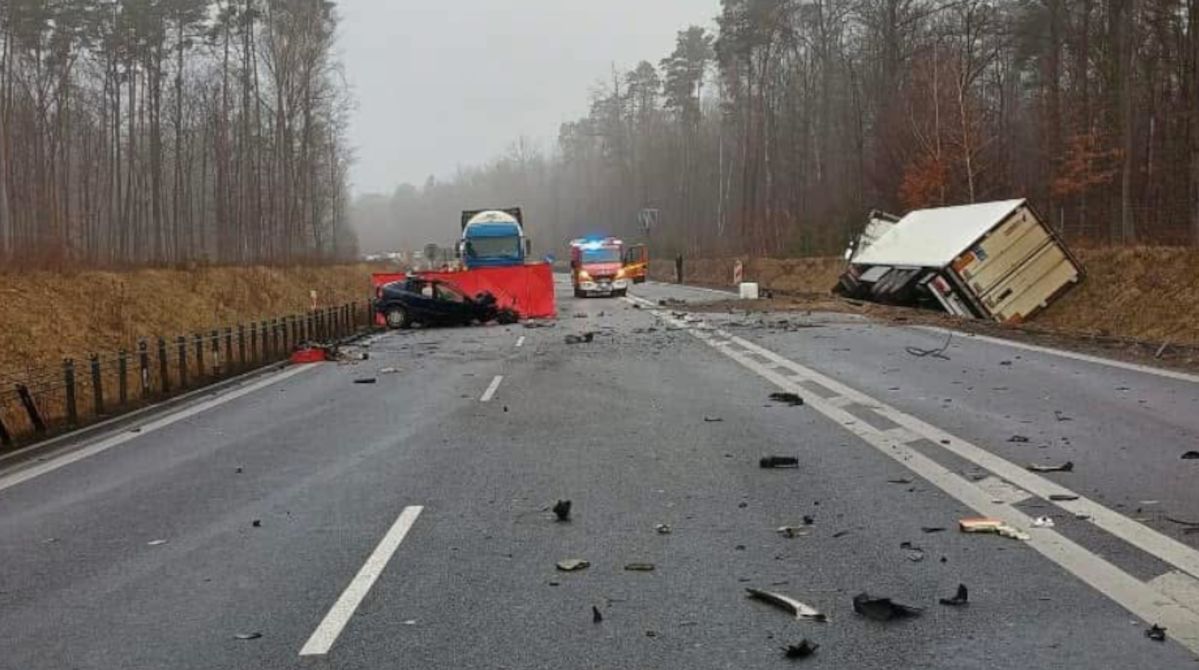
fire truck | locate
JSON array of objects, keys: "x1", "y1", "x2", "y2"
[{"x1": 569, "y1": 237, "x2": 630, "y2": 298}]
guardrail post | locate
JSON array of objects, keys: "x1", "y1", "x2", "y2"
[
  {"x1": 90, "y1": 355, "x2": 104, "y2": 415},
  {"x1": 118, "y1": 350, "x2": 128, "y2": 405},
  {"x1": 0, "y1": 413, "x2": 11, "y2": 447},
  {"x1": 63, "y1": 359, "x2": 78, "y2": 426},
  {"x1": 250, "y1": 322, "x2": 259, "y2": 364},
  {"x1": 238, "y1": 325, "x2": 247, "y2": 370},
  {"x1": 211, "y1": 329, "x2": 221, "y2": 377},
  {"x1": 193, "y1": 333, "x2": 204, "y2": 379},
  {"x1": 16, "y1": 384, "x2": 45, "y2": 433},
  {"x1": 272, "y1": 319, "x2": 280, "y2": 359},
  {"x1": 139, "y1": 340, "x2": 151, "y2": 399},
  {"x1": 289, "y1": 315, "x2": 298, "y2": 349},
  {"x1": 177, "y1": 336, "x2": 188, "y2": 388},
  {"x1": 158, "y1": 338, "x2": 170, "y2": 394},
  {"x1": 367, "y1": 300, "x2": 376, "y2": 330},
  {"x1": 225, "y1": 328, "x2": 234, "y2": 371}
]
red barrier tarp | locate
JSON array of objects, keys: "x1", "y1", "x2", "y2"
[{"x1": 371, "y1": 263, "x2": 557, "y2": 322}]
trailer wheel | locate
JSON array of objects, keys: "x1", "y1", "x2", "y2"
[{"x1": 384, "y1": 306, "x2": 409, "y2": 329}]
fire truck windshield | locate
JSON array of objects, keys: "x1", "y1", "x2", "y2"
[{"x1": 581, "y1": 248, "x2": 620, "y2": 263}]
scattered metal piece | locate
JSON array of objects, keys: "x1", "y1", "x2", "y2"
[
  {"x1": 1027, "y1": 461, "x2": 1074, "y2": 473},
  {"x1": 655, "y1": 524, "x2": 673, "y2": 535},
  {"x1": 777, "y1": 526, "x2": 810, "y2": 539},
  {"x1": 782, "y1": 639, "x2": 819, "y2": 659},
  {"x1": 1032, "y1": 516, "x2": 1055, "y2": 528},
  {"x1": 379, "y1": 367, "x2": 401, "y2": 374},
  {"x1": 959, "y1": 517, "x2": 1030, "y2": 541},
  {"x1": 552, "y1": 500, "x2": 572, "y2": 522},
  {"x1": 746, "y1": 588, "x2": 827, "y2": 621},
  {"x1": 353, "y1": 378, "x2": 377, "y2": 385},
  {"x1": 234, "y1": 632, "x2": 262, "y2": 641},
  {"x1": 1053, "y1": 411, "x2": 1073, "y2": 422},
  {"x1": 556, "y1": 559, "x2": 590, "y2": 572},
  {"x1": 769, "y1": 392, "x2": 804, "y2": 406},
  {"x1": 592, "y1": 606, "x2": 603, "y2": 623},
  {"x1": 147, "y1": 539, "x2": 168, "y2": 546},
  {"x1": 1145, "y1": 624, "x2": 1167, "y2": 641},
  {"x1": 624, "y1": 563, "x2": 656, "y2": 572},
  {"x1": 564, "y1": 332, "x2": 596, "y2": 344},
  {"x1": 760, "y1": 456, "x2": 799, "y2": 469},
  {"x1": 1049, "y1": 494, "x2": 1079, "y2": 502},
  {"x1": 852, "y1": 593, "x2": 923, "y2": 621},
  {"x1": 1008, "y1": 435, "x2": 1030, "y2": 443},
  {"x1": 939, "y1": 584, "x2": 969, "y2": 607}
]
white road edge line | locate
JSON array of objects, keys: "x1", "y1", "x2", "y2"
[
  {"x1": 0, "y1": 363, "x2": 320, "y2": 494},
  {"x1": 913, "y1": 325, "x2": 1199, "y2": 384},
  {"x1": 299, "y1": 505, "x2": 423, "y2": 657},
  {"x1": 624, "y1": 294, "x2": 1199, "y2": 653},
  {"x1": 480, "y1": 375, "x2": 504, "y2": 403},
  {"x1": 515, "y1": 336, "x2": 526, "y2": 348}
]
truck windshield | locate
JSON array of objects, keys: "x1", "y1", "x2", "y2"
[
  {"x1": 582, "y1": 248, "x2": 620, "y2": 263},
  {"x1": 466, "y1": 237, "x2": 521, "y2": 260}
]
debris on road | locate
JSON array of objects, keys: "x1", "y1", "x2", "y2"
[
  {"x1": 900, "y1": 541, "x2": 925, "y2": 562},
  {"x1": 832, "y1": 530, "x2": 850, "y2": 539},
  {"x1": 147, "y1": 539, "x2": 168, "y2": 546},
  {"x1": 939, "y1": 584, "x2": 969, "y2": 607},
  {"x1": 769, "y1": 392, "x2": 805, "y2": 406},
  {"x1": 746, "y1": 588, "x2": 827, "y2": 621},
  {"x1": 1182, "y1": 451, "x2": 1199, "y2": 460},
  {"x1": 251, "y1": 519, "x2": 262, "y2": 528},
  {"x1": 959, "y1": 517, "x2": 1030, "y2": 541},
  {"x1": 353, "y1": 378, "x2": 377, "y2": 385},
  {"x1": 553, "y1": 500, "x2": 572, "y2": 522},
  {"x1": 782, "y1": 640, "x2": 820, "y2": 660},
  {"x1": 1054, "y1": 411, "x2": 1073, "y2": 422},
  {"x1": 378, "y1": 367, "x2": 401, "y2": 374},
  {"x1": 564, "y1": 333, "x2": 595, "y2": 345},
  {"x1": 921, "y1": 526, "x2": 946, "y2": 534},
  {"x1": 905, "y1": 333, "x2": 953, "y2": 360},
  {"x1": 1145, "y1": 624, "x2": 1167, "y2": 641},
  {"x1": 887, "y1": 477, "x2": 914, "y2": 485},
  {"x1": 1032, "y1": 516, "x2": 1055, "y2": 528},
  {"x1": 655, "y1": 524, "x2": 672, "y2": 535},
  {"x1": 777, "y1": 526, "x2": 810, "y2": 539},
  {"x1": 556, "y1": 559, "x2": 590, "y2": 572},
  {"x1": 852, "y1": 593, "x2": 923, "y2": 621},
  {"x1": 523, "y1": 321, "x2": 554, "y2": 329},
  {"x1": 1049, "y1": 494, "x2": 1080, "y2": 502},
  {"x1": 1027, "y1": 461, "x2": 1074, "y2": 473},
  {"x1": 1008, "y1": 435, "x2": 1030, "y2": 443},
  {"x1": 592, "y1": 606, "x2": 603, "y2": 623},
  {"x1": 234, "y1": 632, "x2": 262, "y2": 641},
  {"x1": 760, "y1": 456, "x2": 799, "y2": 469},
  {"x1": 624, "y1": 563, "x2": 656, "y2": 572},
  {"x1": 703, "y1": 416, "x2": 724, "y2": 422}
]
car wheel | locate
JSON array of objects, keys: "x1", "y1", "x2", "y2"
[
  {"x1": 574, "y1": 288, "x2": 585, "y2": 299},
  {"x1": 497, "y1": 309, "x2": 519, "y2": 325},
  {"x1": 385, "y1": 306, "x2": 409, "y2": 329},
  {"x1": 615, "y1": 289, "x2": 627, "y2": 298}
]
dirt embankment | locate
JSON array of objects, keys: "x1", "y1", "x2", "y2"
[
  {"x1": 653, "y1": 247, "x2": 1199, "y2": 347},
  {"x1": 0, "y1": 264, "x2": 384, "y2": 375}
]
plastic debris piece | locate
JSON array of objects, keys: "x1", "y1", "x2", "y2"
[
  {"x1": 1145, "y1": 624, "x2": 1167, "y2": 641},
  {"x1": 552, "y1": 500, "x2": 572, "y2": 522},
  {"x1": 939, "y1": 584, "x2": 969, "y2": 607},
  {"x1": 655, "y1": 524, "x2": 672, "y2": 535},
  {"x1": 760, "y1": 456, "x2": 799, "y2": 469},
  {"x1": 556, "y1": 559, "x2": 590, "y2": 572},
  {"x1": 777, "y1": 526, "x2": 810, "y2": 539},
  {"x1": 1027, "y1": 461, "x2": 1074, "y2": 473},
  {"x1": 959, "y1": 517, "x2": 1030, "y2": 541},
  {"x1": 234, "y1": 633, "x2": 262, "y2": 640},
  {"x1": 783, "y1": 640, "x2": 820, "y2": 659},
  {"x1": 353, "y1": 378, "x2": 377, "y2": 385},
  {"x1": 147, "y1": 539, "x2": 168, "y2": 546},
  {"x1": 592, "y1": 606, "x2": 603, "y2": 623},
  {"x1": 1032, "y1": 516, "x2": 1055, "y2": 528},
  {"x1": 852, "y1": 593, "x2": 923, "y2": 621},
  {"x1": 379, "y1": 367, "x2": 401, "y2": 374},
  {"x1": 769, "y1": 392, "x2": 805, "y2": 406},
  {"x1": 1049, "y1": 494, "x2": 1079, "y2": 501},
  {"x1": 900, "y1": 542, "x2": 925, "y2": 562},
  {"x1": 746, "y1": 588, "x2": 827, "y2": 621},
  {"x1": 624, "y1": 563, "x2": 656, "y2": 572}
]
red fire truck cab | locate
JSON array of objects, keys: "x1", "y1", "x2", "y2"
[{"x1": 569, "y1": 237, "x2": 630, "y2": 298}]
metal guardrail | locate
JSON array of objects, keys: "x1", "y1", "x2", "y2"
[{"x1": 0, "y1": 302, "x2": 367, "y2": 451}]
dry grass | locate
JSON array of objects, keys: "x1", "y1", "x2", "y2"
[{"x1": 0, "y1": 264, "x2": 384, "y2": 376}]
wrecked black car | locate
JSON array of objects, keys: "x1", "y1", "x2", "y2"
[{"x1": 374, "y1": 277, "x2": 519, "y2": 329}]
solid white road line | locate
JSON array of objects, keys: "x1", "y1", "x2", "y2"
[
  {"x1": 515, "y1": 336, "x2": 526, "y2": 348},
  {"x1": 0, "y1": 363, "x2": 319, "y2": 494},
  {"x1": 299, "y1": 506, "x2": 423, "y2": 657},
  {"x1": 625, "y1": 294, "x2": 1199, "y2": 653},
  {"x1": 913, "y1": 325, "x2": 1199, "y2": 384},
  {"x1": 480, "y1": 375, "x2": 504, "y2": 403}
]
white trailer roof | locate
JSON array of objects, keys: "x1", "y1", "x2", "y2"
[{"x1": 852, "y1": 199, "x2": 1026, "y2": 268}]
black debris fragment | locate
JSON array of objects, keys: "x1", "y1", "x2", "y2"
[
  {"x1": 353, "y1": 378, "x2": 377, "y2": 384},
  {"x1": 1028, "y1": 461, "x2": 1074, "y2": 473},
  {"x1": 704, "y1": 416, "x2": 724, "y2": 423},
  {"x1": 760, "y1": 456, "x2": 799, "y2": 469},
  {"x1": 552, "y1": 500, "x2": 572, "y2": 522},
  {"x1": 1000, "y1": 360, "x2": 1013, "y2": 366},
  {"x1": 564, "y1": 333, "x2": 596, "y2": 345},
  {"x1": 921, "y1": 527, "x2": 947, "y2": 534},
  {"x1": 746, "y1": 588, "x2": 827, "y2": 621},
  {"x1": 783, "y1": 640, "x2": 820, "y2": 660},
  {"x1": 887, "y1": 477, "x2": 914, "y2": 485},
  {"x1": 1181, "y1": 451, "x2": 1199, "y2": 460},
  {"x1": 1145, "y1": 624, "x2": 1167, "y2": 641},
  {"x1": 900, "y1": 541, "x2": 925, "y2": 562},
  {"x1": 1054, "y1": 411, "x2": 1073, "y2": 422},
  {"x1": 832, "y1": 530, "x2": 850, "y2": 539},
  {"x1": 251, "y1": 519, "x2": 261, "y2": 528},
  {"x1": 592, "y1": 606, "x2": 603, "y2": 624},
  {"x1": 802, "y1": 515, "x2": 815, "y2": 526},
  {"x1": 624, "y1": 563, "x2": 656, "y2": 572},
  {"x1": 1049, "y1": 494, "x2": 1080, "y2": 502},
  {"x1": 939, "y1": 584, "x2": 969, "y2": 607},
  {"x1": 852, "y1": 593, "x2": 923, "y2": 621},
  {"x1": 1008, "y1": 435, "x2": 1031, "y2": 443},
  {"x1": 235, "y1": 467, "x2": 243, "y2": 474},
  {"x1": 905, "y1": 333, "x2": 953, "y2": 360},
  {"x1": 769, "y1": 392, "x2": 805, "y2": 406},
  {"x1": 234, "y1": 633, "x2": 262, "y2": 641}
]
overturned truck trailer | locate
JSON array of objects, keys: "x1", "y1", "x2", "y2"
[{"x1": 837, "y1": 199, "x2": 1084, "y2": 324}]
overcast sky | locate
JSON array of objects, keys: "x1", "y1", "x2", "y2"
[{"x1": 337, "y1": 0, "x2": 719, "y2": 195}]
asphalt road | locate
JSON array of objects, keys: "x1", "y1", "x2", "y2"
[{"x1": 1, "y1": 277, "x2": 1198, "y2": 669}]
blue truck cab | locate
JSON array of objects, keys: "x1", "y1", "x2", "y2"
[{"x1": 459, "y1": 208, "x2": 532, "y2": 269}]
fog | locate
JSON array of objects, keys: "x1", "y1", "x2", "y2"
[{"x1": 338, "y1": 0, "x2": 719, "y2": 196}]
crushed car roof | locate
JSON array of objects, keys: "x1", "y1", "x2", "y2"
[{"x1": 852, "y1": 199, "x2": 1026, "y2": 268}]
